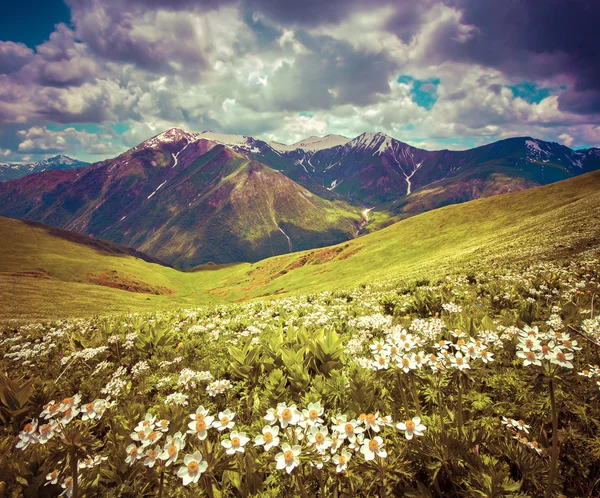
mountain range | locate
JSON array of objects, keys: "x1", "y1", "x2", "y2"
[
  {"x1": 0, "y1": 155, "x2": 89, "y2": 183},
  {"x1": 0, "y1": 128, "x2": 598, "y2": 267}
]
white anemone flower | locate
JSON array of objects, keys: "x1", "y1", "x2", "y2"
[
  {"x1": 221, "y1": 431, "x2": 250, "y2": 454},
  {"x1": 254, "y1": 425, "x2": 280, "y2": 451},
  {"x1": 275, "y1": 444, "x2": 301, "y2": 474},
  {"x1": 396, "y1": 417, "x2": 427, "y2": 440},
  {"x1": 360, "y1": 437, "x2": 387, "y2": 461},
  {"x1": 213, "y1": 409, "x2": 236, "y2": 431},
  {"x1": 333, "y1": 448, "x2": 352, "y2": 472},
  {"x1": 177, "y1": 451, "x2": 208, "y2": 485}
]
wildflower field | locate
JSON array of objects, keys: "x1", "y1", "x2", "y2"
[{"x1": 2, "y1": 252, "x2": 600, "y2": 497}]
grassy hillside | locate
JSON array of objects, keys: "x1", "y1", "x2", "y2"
[
  {"x1": 212, "y1": 169, "x2": 600, "y2": 297},
  {"x1": 0, "y1": 218, "x2": 245, "y2": 324},
  {"x1": 1, "y1": 170, "x2": 599, "y2": 323}
]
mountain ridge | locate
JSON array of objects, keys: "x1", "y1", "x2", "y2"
[{"x1": 0, "y1": 154, "x2": 89, "y2": 183}]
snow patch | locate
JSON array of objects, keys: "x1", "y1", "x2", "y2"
[
  {"x1": 147, "y1": 180, "x2": 167, "y2": 199},
  {"x1": 269, "y1": 134, "x2": 350, "y2": 153}
]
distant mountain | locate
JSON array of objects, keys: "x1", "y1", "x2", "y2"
[
  {"x1": 243, "y1": 132, "x2": 600, "y2": 206},
  {"x1": 0, "y1": 155, "x2": 89, "y2": 182},
  {"x1": 0, "y1": 129, "x2": 359, "y2": 268},
  {"x1": 0, "y1": 128, "x2": 598, "y2": 267}
]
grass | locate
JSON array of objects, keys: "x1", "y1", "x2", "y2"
[{"x1": 1, "y1": 170, "x2": 600, "y2": 323}]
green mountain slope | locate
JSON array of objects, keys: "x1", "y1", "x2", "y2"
[
  {"x1": 1, "y1": 170, "x2": 599, "y2": 323},
  {"x1": 0, "y1": 129, "x2": 360, "y2": 268}
]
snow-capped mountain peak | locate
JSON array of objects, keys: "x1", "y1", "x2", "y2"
[
  {"x1": 269, "y1": 134, "x2": 350, "y2": 153},
  {"x1": 347, "y1": 132, "x2": 401, "y2": 155}
]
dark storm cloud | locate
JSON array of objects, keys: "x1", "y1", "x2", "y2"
[
  {"x1": 437, "y1": 0, "x2": 600, "y2": 114},
  {"x1": 66, "y1": 0, "x2": 206, "y2": 76}
]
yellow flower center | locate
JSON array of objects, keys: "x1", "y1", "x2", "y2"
[
  {"x1": 168, "y1": 445, "x2": 177, "y2": 457},
  {"x1": 309, "y1": 409, "x2": 318, "y2": 419},
  {"x1": 456, "y1": 357, "x2": 463, "y2": 365},
  {"x1": 195, "y1": 413, "x2": 205, "y2": 422},
  {"x1": 366, "y1": 413, "x2": 376, "y2": 423},
  {"x1": 338, "y1": 455, "x2": 347, "y2": 465},
  {"x1": 148, "y1": 449, "x2": 157, "y2": 459},
  {"x1": 284, "y1": 450, "x2": 294, "y2": 463},
  {"x1": 231, "y1": 437, "x2": 241, "y2": 447},
  {"x1": 148, "y1": 431, "x2": 158, "y2": 441},
  {"x1": 405, "y1": 420, "x2": 415, "y2": 431},
  {"x1": 41, "y1": 424, "x2": 52, "y2": 435},
  {"x1": 344, "y1": 423, "x2": 354, "y2": 434},
  {"x1": 196, "y1": 420, "x2": 206, "y2": 432},
  {"x1": 62, "y1": 396, "x2": 74, "y2": 405},
  {"x1": 526, "y1": 352, "x2": 536, "y2": 360},
  {"x1": 378, "y1": 357, "x2": 386, "y2": 364},
  {"x1": 368, "y1": 439, "x2": 379, "y2": 451},
  {"x1": 315, "y1": 433, "x2": 325, "y2": 443},
  {"x1": 263, "y1": 432, "x2": 273, "y2": 443},
  {"x1": 86, "y1": 402, "x2": 95, "y2": 411},
  {"x1": 221, "y1": 416, "x2": 229, "y2": 425},
  {"x1": 187, "y1": 461, "x2": 199, "y2": 473},
  {"x1": 557, "y1": 352, "x2": 566, "y2": 362},
  {"x1": 281, "y1": 409, "x2": 292, "y2": 421},
  {"x1": 24, "y1": 423, "x2": 33, "y2": 432},
  {"x1": 129, "y1": 447, "x2": 138, "y2": 456}
]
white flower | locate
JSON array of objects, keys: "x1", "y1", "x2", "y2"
[
  {"x1": 396, "y1": 417, "x2": 427, "y2": 440},
  {"x1": 135, "y1": 413, "x2": 156, "y2": 432},
  {"x1": 278, "y1": 404, "x2": 300, "y2": 428},
  {"x1": 187, "y1": 415, "x2": 214, "y2": 440},
  {"x1": 16, "y1": 419, "x2": 38, "y2": 449},
  {"x1": 360, "y1": 436, "x2": 387, "y2": 461},
  {"x1": 155, "y1": 419, "x2": 170, "y2": 432},
  {"x1": 335, "y1": 419, "x2": 364, "y2": 440},
  {"x1": 549, "y1": 348, "x2": 574, "y2": 369},
  {"x1": 177, "y1": 451, "x2": 208, "y2": 485},
  {"x1": 302, "y1": 402, "x2": 324, "y2": 427},
  {"x1": 307, "y1": 425, "x2": 332, "y2": 453},
  {"x1": 275, "y1": 444, "x2": 301, "y2": 474},
  {"x1": 517, "y1": 349, "x2": 542, "y2": 366},
  {"x1": 144, "y1": 447, "x2": 160, "y2": 468},
  {"x1": 38, "y1": 420, "x2": 60, "y2": 444},
  {"x1": 125, "y1": 444, "x2": 142, "y2": 465},
  {"x1": 213, "y1": 409, "x2": 236, "y2": 431},
  {"x1": 221, "y1": 431, "x2": 250, "y2": 454},
  {"x1": 45, "y1": 469, "x2": 60, "y2": 485},
  {"x1": 60, "y1": 476, "x2": 75, "y2": 497},
  {"x1": 333, "y1": 448, "x2": 352, "y2": 472},
  {"x1": 159, "y1": 432, "x2": 186, "y2": 466},
  {"x1": 254, "y1": 425, "x2": 280, "y2": 451},
  {"x1": 450, "y1": 352, "x2": 470, "y2": 371}
]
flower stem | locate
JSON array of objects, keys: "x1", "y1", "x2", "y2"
[
  {"x1": 545, "y1": 378, "x2": 559, "y2": 498},
  {"x1": 158, "y1": 469, "x2": 164, "y2": 498},
  {"x1": 70, "y1": 446, "x2": 79, "y2": 498},
  {"x1": 397, "y1": 371, "x2": 410, "y2": 417},
  {"x1": 409, "y1": 377, "x2": 422, "y2": 418},
  {"x1": 456, "y1": 373, "x2": 463, "y2": 433}
]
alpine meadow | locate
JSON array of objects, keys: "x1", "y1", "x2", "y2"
[{"x1": 2, "y1": 1, "x2": 600, "y2": 497}]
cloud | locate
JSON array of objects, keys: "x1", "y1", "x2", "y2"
[
  {"x1": 0, "y1": 0, "x2": 597, "y2": 164},
  {"x1": 17, "y1": 126, "x2": 124, "y2": 155},
  {"x1": 0, "y1": 41, "x2": 34, "y2": 74}
]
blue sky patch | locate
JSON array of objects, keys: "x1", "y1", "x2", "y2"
[
  {"x1": 47, "y1": 123, "x2": 101, "y2": 134},
  {"x1": 507, "y1": 82, "x2": 553, "y2": 104},
  {"x1": 397, "y1": 75, "x2": 440, "y2": 110}
]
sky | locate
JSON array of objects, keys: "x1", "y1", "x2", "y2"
[{"x1": 0, "y1": 0, "x2": 599, "y2": 163}]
